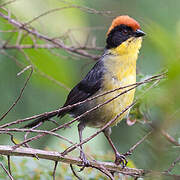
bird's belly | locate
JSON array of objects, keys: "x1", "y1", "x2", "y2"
[
  {"x1": 88, "y1": 87, "x2": 135, "y2": 128},
  {"x1": 72, "y1": 75, "x2": 136, "y2": 128}
]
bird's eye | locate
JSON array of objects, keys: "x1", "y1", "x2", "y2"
[{"x1": 122, "y1": 29, "x2": 128, "y2": 35}]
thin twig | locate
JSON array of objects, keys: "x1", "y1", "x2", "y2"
[
  {"x1": 23, "y1": 5, "x2": 111, "y2": 27},
  {"x1": 53, "y1": 161, "x2": 58, "y2": 180},
  {"x1": 23, "y1": 4, "x2": 112, "y2": 27},
  {"x1": 165, "y1": 154, "x2": 180, "y2": 173},
  {"x1": 1, "y1": 27, "x2": 17, "y2": 48},
  {"x1": 0, "y1": 30, "x2": 18, "y2": 33},
  {"x1": 90, "y1": 164, "x2": 115, "y2": 180},
  {"x1": 0, "y1": 128, "x2": 78, "y2": 150},
  {"x1": 70, "y1": 164, "x2": 82, "y2": 180},
  {"x1": 7, "y1": 155, "x2": 12, "y2": 177},
  {"x1": 0, "y1": 50, "x2": 24, "y2": 67},
  {"x1": 36, "y1": 68, "x2": 70, "y2": 91},
  {"x1": 0, "y1": 11, "x2": 100, "y2": 60},
  {"x1": 143, "y1": 112, "x2": 180, "y2": 147},
  {"x1": 0, "y1": 132, "x2": 17, "y2": 145},
  {"x1": 0, "y1": 0, "x2": 16, "y2": 8},
  {"x1": 0, "y1": 44, "x2": 104, "y2": 51},
  {"x1": 161, "y1": 130, "x2": 180, "y2": 146},
  {"x1": 125, "y1": 131, "x2": 153, "y2": 156},
  {"x1": 47, "y1": 119, "x2": 60, "y2": 126},
  {"x1": 0, "y1": 162, "x2": 14, "y2": 180},
  {"x1": 17, "y1": 65, "x2": 32, "y2": 76},
  {"x1": 24, "y1": 122, "x2": 42, "y2": 149},
  {"x1": 0, "y1": 66, "x2": 33, "y2": 121}
]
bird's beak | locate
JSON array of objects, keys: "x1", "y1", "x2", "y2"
[{"x1": 134, "y1": 29, "x2": 146, "y2": 37}]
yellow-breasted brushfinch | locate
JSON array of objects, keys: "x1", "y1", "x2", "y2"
[{"x1": 25, "y1": 15, "x2": 145, "y2": 167}]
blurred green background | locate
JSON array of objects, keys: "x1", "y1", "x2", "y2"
[{"x1": 0, "y1": 0, "x2": 180, "y2": 179}]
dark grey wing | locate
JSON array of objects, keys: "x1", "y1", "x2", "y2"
[{"x1": 58, "y1": 59, "x2": 105, "y2": 117}]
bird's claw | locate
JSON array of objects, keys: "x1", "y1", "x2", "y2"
[
  {"x1": 115, "y1": 153, "x2": 128, "y2": 168},
  {"x1": 78, "y1": 152, "x2": 90, "y2": 171}
]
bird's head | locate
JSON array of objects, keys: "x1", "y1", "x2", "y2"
[{"x1": 106, "y1": 15, "x2": 145, "y2": 55}]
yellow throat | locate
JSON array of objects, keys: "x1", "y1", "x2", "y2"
[{"x1": 104, "y1": 37, "x2": 142, "y2": 85}]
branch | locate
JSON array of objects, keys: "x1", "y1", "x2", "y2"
[
  {"x1": 0, "y1": 162, "x2": 14, "y2": 180},
  {"x1": 143, "y1": 114, "x2": 180, "y2": 147},
  {"x1": 0, "y1": 0, "x2": 16, "y2": 8},
  {"x1": 53, "y1": 161, "x2": 58, "y2": 180},
  {"x1": 0, "y1": 145, "x2": 179, "y2": 179},
  {"x1": 0, "y1": 145, "x2": 143, "y2": 178},
  {"x1": 0, "y1": 66, "x2": 33, "y2": 121},
  {"x1": 0, "y1": 44, "x2": 104, "y2": 51},
  {"x1": 0, "y1": 11, "x2": 100, "y2": 60},
  {"x1": 161, "y1": 129, "x2": 180, "y2": 146},
  {"x1": 125, "y1": 131, "x2": 153, "y2": 156},
  {"x1": 165, "y1": 154, "x2": 180, "y2": 173}
]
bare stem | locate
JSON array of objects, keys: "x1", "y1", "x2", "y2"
[
  {"x1": 0, "y1": 145, "x2": 143, "y2": 178},
  {"x1": 0, "y1": 66, "x2": 33, "y2": 121}
]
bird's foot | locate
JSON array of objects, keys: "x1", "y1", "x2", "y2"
[
  {"x1": 115, "y1": 153, "x2": 128, "y2": 168},
  {"x1": 79, "y1": 151, "x2": 90, "y2": 171}
]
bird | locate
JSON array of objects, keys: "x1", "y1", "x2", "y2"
[{"x1": 25, "y1": 15, "x2": 145, "y2": 168}]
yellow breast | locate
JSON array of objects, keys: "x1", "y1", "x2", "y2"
[{"x1": 96, "y1": 37, "x2": 142, "y2": 127}]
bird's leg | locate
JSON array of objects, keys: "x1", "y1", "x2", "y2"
[
  {"x1": 78, "y1": 123, "x2": 90, "y2": 168},
  {"x1": 104, "y1": 127, "x2": 128, "y2": 168}
]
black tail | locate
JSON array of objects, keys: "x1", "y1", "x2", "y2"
[
  {"x1": 23, "y1": 110, "x2": 65, "y2": 128},
  {"x1": 24, "y1": 103, "x2": 72, "y2": 128}
]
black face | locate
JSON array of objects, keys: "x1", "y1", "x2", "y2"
[{"x1": 106, "y1": 24, "x2": 145, "y2": 49}]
